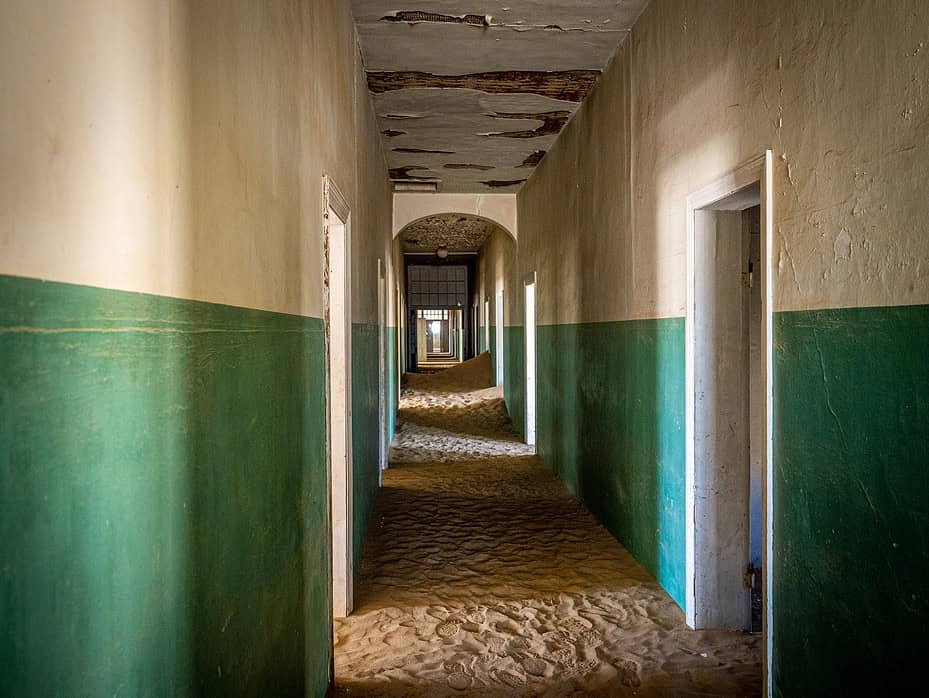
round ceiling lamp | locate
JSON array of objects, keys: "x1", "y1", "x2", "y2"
[{"x1": 436, "y1": 246, "x2": 449, "y2": 259}]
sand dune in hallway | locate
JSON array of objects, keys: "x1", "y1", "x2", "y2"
[{"x1": 335, "y1": 357, "x2": 760, "y2": 696}]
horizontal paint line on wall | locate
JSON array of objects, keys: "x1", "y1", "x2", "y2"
[
  {"x1": 0, "y1": 271, "x2": 332, "y2": 697},
  {"x1": 0, "y1": 273, "x2": 326, "y2": 327},
  {"x1": 0, "y1": 274, "x2": 325, "y2": 330},
  {"x1": 504, "y1": 300, "x2": 929, "y2": 330}
]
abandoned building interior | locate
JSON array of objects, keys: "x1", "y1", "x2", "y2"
[{"x1": 1, "y1": 1, "x2": 927, "y2": 696}]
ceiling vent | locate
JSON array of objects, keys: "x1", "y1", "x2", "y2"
[{"x1": 393, "y1": 180, "x2": 440, "y2": 193}]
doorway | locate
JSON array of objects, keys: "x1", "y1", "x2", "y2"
[
  {"x1": 685, "y1": 153, "x2": 773, "y2": 692},
  {"x1": 483, "y1": 299, "x2": 490, "y2": 354},
  {"x1": 378, "y1": 259, "x2": 387, "y2": 478},
  {"x1": 495, "y1": 291, "x2": 504, "y2": 386},
  {"x1": 524, "y1": 276, "x2": 537, "y2": 448},
  {"x1": 414, "y1": 309, "x2": 464, "y2": 371},
  {"x1": 324, "y1": 176, "x2": 353, "y2": 619},
  {"x1": 472, "y1": 302, "x2": 480, "y2": 357}
]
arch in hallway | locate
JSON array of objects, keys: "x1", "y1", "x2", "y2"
[
  {"x1": 396, "y1": 213, "x2": 514, "y2": 252},
  {"x1": 392, "y1": 193, "x2": 517, "y2": 241}
]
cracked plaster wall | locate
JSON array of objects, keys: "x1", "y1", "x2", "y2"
[
  {"x1": 515, "y1": 2, "x2": 929, "y2": 693},
  {"x1": 1, "y1": 0, "x2": 393, "y2": 323},
  {"x1": 518, "y1": 0, "x2": 929, "y2": 322}
]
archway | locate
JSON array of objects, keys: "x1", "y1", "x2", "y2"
[{"x1": 397, "y1": 212, "x2": 512, "y2": 374}]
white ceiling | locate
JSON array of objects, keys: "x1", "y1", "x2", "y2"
[{"x1": 352, "y1": 1, "x2": 649, "y2": 193}]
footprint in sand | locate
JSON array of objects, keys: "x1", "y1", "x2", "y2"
[
  {"x1": 554, "y1": 647, "x2": 576, "y2": 667},
  {"x1": 497, "y1": 670, "x2": 527, "y2": 688},
  {"x1": 562, "y1": 618, "x2": 591, "y2": 635},
  {"x1": 444, "y1": 661, "x2": 467, "y2": 674},
  {"x1": 447, "y1": 672, "x2": 471, "y2": 690},
  {"x1": 507, "y1": 637, "x2": 532, "y2": 654},
  {"x1": 562, "y1": 657, "x2": 600, "y2": 679},
  {"x1": 576, "y1": 629, "x2": 602, "y2": 648},
  {"x1": 543, "y1": 629, "x2": 573, "y2": 643},
  {"x1": 522, "y1": 656, "x2": 548, "y2": 676},
  {"x1": 615, "y1": 658, "x2": 642, "y2": 688},
  {"x1": 437, "y1": 621, "x2": 460, "y2": 638},
  {"x1": 467, "y1": 610, "x2": 487, "y2": 624},
  {"x1": 485, "y1": 636, "x2": 507, "y2": 655}
]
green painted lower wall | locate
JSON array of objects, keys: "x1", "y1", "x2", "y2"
[
  {"x1": 772, "y1": 303, "x2": 928, "y2": 696},
  {"x1": 351, "y1": 323, "x2": 380, "y2": 569},
  {"x1": 503, "y1": 326, "x2": 526, "y2": 438},
  {"x1": 0, "y1": 275, "x2": 331, "y2": 697},
  {"x1": 534, "y1": 307, "x2": 928, "y2": 691},
  {"x1": 536, "y1": 318, "x2": 686, "y2": 607}
]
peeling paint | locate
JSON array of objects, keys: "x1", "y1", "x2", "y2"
[
  {"x1": 380, "y1": 11, "x2": 491, "y2": 27},
  {"x1": 481, "y1": 178, "x2": 527, "y2": 188},
  {"x1": 353, "y1": 1, "x2": 647, "y2": 191},
  {"x1": 393, "y1": 146, "x2": 456, "y2": 154},
  {"x1": 833, "y1": 228, "x2": 852, "y2": 262},
  {"x1": 518, "y1": 150, "x2": 547, "y2": 167},
  {"x1": 366, "y1": 70, "x2": 601, "y2": 103},
  {"x1": 444, "y1": 163, "x2": 495, "y2": 170},
  {"x1": 399, "y1": 212, "x2": 499, "y2": 252},
  {"x1": 482, "y1": 111, "x2": 570, "y2": 138},
  {"x1": 388, "y1": 165, "x2": 437, "y2": 180}
]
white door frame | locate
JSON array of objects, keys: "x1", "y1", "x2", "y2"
[
  {"x1": 323, "y1": 175, "x2": 353, "y2": 619},
  {"x1": 495, "y1": 291, "x2": 505, "y2": 386},
  {"x1": 685, "y1": 151, "x2": 774, "y2": 696},
  {"x1": 483, "y1": 299, "x2": 490, "y2": 354},
  {"x1": 524, "y1": 273, "x2": 537, "y2": 449},
  {"x1": 377, "y1": 258, "x2": 387, "y2": 477}
]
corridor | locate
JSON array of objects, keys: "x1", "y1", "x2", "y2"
[
  {"x1": 335, "y1": 356, "x2": 760, "y2": 696},
  {"x1": 3, "y1": 2, "x2": 927, "y2": 695}
]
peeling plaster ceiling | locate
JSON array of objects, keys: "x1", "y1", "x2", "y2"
[
  {"x1": 400, "y1": 213, "x2": 502, "y2": 252},
  {"x1": 352, "y1": 1, "x2": 649, "y2": 193}
]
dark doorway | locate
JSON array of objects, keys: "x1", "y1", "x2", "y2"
[{"x1": 404, "y1": 256, "x2": 477, "y2": 372}]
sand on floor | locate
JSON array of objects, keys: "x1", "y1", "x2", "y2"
[{"x1": 335, "y1": 354, "x2": 761, "y2": 697}]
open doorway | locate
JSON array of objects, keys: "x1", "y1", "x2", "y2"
[
  {"x1": 483, "y1": 298, "x2": 490, "y2": 354},
  {"x1": 323, "y1": 176, "x2": 353, "y2": 619},
  {"x1": 415, "y1": 308, "x2": 464, "y2": 371},
  {"x1": 472, "y1": 302, "x2": 480, "y2": 357},
  {"x1": 524, "y1": 276, "x2": 537, "y2": 448},
  {"x1": 377, "y1": 259, "x2": 387, "y2": 478},
  {"x1": 685, "y1": 153, "x2": 773, "y2": 690},
  {"x1": 495, "y1": 291, "x2": 504, "y2": 386}
]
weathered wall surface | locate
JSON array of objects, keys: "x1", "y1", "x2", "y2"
[
  {"x1": 520, "y1": 0, "x2": 928, "y2": 324},
  {"x1": 351, "y1": 58, "x2": 395, "y2": 572},
  {"x1": 0, "y1": 1, "x2": 392, "y2": 695},
  {"x1": 517, "y1": 1, "x2": 928, "y2": 694},
  {"x1": 477, "y1": 226, "x2": 524, "y2": 430}
]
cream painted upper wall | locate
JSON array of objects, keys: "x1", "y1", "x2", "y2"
[
  {"x1": 478, "y1": 226, "x2": 521, "y2": 328},
  {"x1": 0, "y1": 0, "x2": 392, "y2": 320},
  {"x1": 518, "y1": 0, "x2": 929, "y2": 323},
  {"x1": 393, "y1": 193, "x2": 517, "y2": 240},
  {"x1": 0, "y1": 0, "x2": 193, "y2": 300}
]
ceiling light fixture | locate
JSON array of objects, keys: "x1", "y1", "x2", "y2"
[{"x1": 436, "y1": 246, "x2": 449, "y2": 259}]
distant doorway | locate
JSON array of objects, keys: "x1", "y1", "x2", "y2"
[
  {"x1": 685, "y1": 153, "x2": 773, "y2": 693},
  {"x1": 323, "y1": 176, "x2": 353, "y2": 619},
  {"x1": 524, "y1": 277, "x2": 537, "y2": 448},
  {"x1": 415, "y1": 309, "x2": 463, "y2": 371}
]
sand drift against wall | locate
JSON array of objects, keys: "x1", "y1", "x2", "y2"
[{"x1": 335, "y1": 356, "x2": 760, "y2": 696}]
